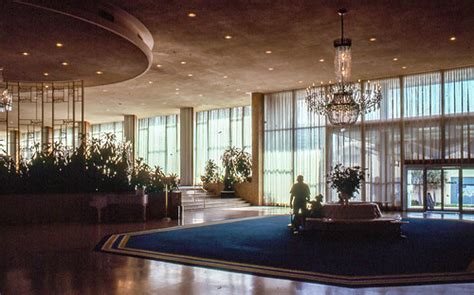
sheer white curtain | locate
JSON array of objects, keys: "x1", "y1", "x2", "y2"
[
  {"x1": 137, "y1": 115, "x2": 180, "y2": 174},
  {"x1": 264, "y1": 91, "x2": 293, "y2": 205},
  {"x1": 91, "y1": 121, "x2": 123, "y2": 141},
  {"x1": 194, "y1": 106, "x2": 252, "y2": 184}
]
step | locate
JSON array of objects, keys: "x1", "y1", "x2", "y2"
[{"x1": 182, "y1": 201, "x2": 251, "y2": 210}]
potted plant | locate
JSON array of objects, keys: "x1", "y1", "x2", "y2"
[
  {"x1": 200, "y1": 159, "x2": 220, "y2": 191},
  {"x1": 327, "y1": 164, "x2": 366, "y2": 205},
  {"x1": 220, "y1": 147, "x2": 252, "y2": 198}
]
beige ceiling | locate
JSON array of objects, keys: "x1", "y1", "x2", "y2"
[{"x1": 5, "y1": 0, "x2": 474, "y2": 124}]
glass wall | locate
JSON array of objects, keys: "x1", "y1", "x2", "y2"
[
  {"x1": 137, "y1": 115, "x2": 180, "y2": 175},
  {"x1": 263, "y1": 67, "x2": 474, "y2": 206},
  {"x1": 91, "y1": 121, "x2": 123, "y2": 141},
  {"x1": 194, "y1": 106, "x2": 251, "y2": 184}
]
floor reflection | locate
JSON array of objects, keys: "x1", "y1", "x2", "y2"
[{"x1": 0, "y1": 206, "x2": 473, "y2": 294}]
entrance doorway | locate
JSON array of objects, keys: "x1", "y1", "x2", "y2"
[{"x1": 405, "y1": 166, "x2": 474, "y2": 212}]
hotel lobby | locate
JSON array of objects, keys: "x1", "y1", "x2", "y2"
[{"x1": 1, "y1": 0, "x2": 474, "y2": 294}]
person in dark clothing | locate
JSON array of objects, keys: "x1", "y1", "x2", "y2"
[
  {"x1": 309, "y1": 194, "x2": 324, "y2": 218},
  {"x1": 290, "y1": 175, "x2": 310, "y2": 231}
]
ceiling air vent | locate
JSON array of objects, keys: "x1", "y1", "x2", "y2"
[{"x1": 98, "y1": 9, "x2": 114, "y2": 22}]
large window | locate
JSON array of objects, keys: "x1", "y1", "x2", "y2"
[
  {"x1": 263, "y1": 67, "x2": 474, "y2": 206},
  {"x1": 91, "y1": 121, "x2": 123, "y2": 141},
  {"x1": 194, "y1": 106, "x2": 251, "y2": 184},
  {"x1": 137, "y1": 115, "x2": 179, "y2": 175}
]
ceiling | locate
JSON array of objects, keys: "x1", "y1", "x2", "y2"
[{"x1": 3, "y1": 0, "x2": 474, "y2": 124}]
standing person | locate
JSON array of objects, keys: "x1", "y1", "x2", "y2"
[{"x1": 290, "y1": 175, "x2": 310, "y2": 231}]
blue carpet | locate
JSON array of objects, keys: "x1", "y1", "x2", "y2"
[{"x1": 96, "y1": 215, "x2": 474, "y2": 287}]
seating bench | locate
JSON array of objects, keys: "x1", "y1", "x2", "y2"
[{"x1": 304, "y1": 217, "x2": 408, "y2": 237}]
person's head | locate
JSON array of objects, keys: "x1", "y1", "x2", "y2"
[
  {"x1": 316, "y1": 194, "x2": 323, "y2": 202},
  {"x1": 297, "y1": 175, "x2": 304, "y2": 183}
]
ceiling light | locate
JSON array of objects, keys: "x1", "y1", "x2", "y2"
[
  {"x1": 188, "y1": 73, "x2": 193, "y2": 77},
  {"x1": 265, "y1": 50, "x2": 272, "y2": 54},
  {"x1": 199, "y1": 94, "x2": 203, "y2": 97},
  {"x1": 402, "y1": 66, "x2": 407, "y2": 69},
  {"x1": 148, "y1": 81, "x2": 153, "y2": 84},
  {"x1": 268, "y1": 67, "x2": 274, "y2": 71},
  {"x1": 175, "y1": 88, "x2": 180, "y2": 91},
  {"x1": 224, "y1": 35, "x2": 232, "y2": 39},
  {"x1": 22, "y1": 52, "x2": 30, "y2": 56},
  {"x1": 450, "y1": 36, "x2": 456, "y2": 41},
  {"x1": 61, "y1": 62, "x2": 69, "y2": 66},
  {"x1": 96, "y1": 71, "x2": 103, "y2": 75},
  {"x1": 305, "y1": 8, "x2": 382, "y2": 126},
  {"x1": 298, "y1": 80, "x2": 303, "y2": 83},
  {"x1": 319, "y1": 59, "x2": 325, "y2": 62},
  {"x1": 180, "y1": 61, "x2": 187, "y2": 65},
  {"x1": 102, "y1": 89, "x2": 108, "y2": 92},
  {"x1": 45, "y1": 85, "x2": 49, "y2": 88},
  {"x1": 56, "y1": 42, "x2": 63, "y2": 48},
  {"x1": 223, "y1": 75, "x2": 228, "y2": 78},
  {"x1": 156, "y1": 64, "x2": 162, "y2": 68},
  {"x1": 43, "y1": 72, "x2": 49, "y2": 76},
  {"x1": 393, "y1": 57, "x2": 398, "y2": 61},
  {"x1": 369, "y1": 37, "x2": 376, "y2": 42},
  {"x1": 188, "y1": 12, "x2": 197, "y2": 17}
]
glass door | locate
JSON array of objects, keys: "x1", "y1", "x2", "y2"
[
  {"x1": 443, "y1": 169, "x2": 460, "y2": 211},
  {"x1": 426, "y1": 168, "x2": 442, "y2": 211},
  {"x1": 406, "y1": 168, "x2": 424, "y2": 210},
  {"x1": 462, "y1": 168, "x2": 474, "y2": 212}
]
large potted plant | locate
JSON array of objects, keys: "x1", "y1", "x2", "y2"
[
  {"x1": 220, "y1": 147, "x2": 252, "y2": 198},
  {"x1": 327, "y1": 164, "x2": 366, "y2": 205}
]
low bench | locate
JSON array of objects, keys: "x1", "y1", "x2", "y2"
[{"x1": 304, "y1": 217, "x2": 408, "y2": 237}]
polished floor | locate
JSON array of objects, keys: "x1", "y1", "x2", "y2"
[{"x1": 1, "y1": 207, "x2": 473, "y2": 295}]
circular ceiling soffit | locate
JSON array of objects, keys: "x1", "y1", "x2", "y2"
[{"x1": 1, "y1": 0, "x2": 154, "y2": 87}]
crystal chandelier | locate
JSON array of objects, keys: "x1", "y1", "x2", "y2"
[
  {"x1": 0, "y1": 70, "x2": 13, "y2": 112},
  {"x1": 305, "y1": 9, "x2": 382, "y2": 125}
]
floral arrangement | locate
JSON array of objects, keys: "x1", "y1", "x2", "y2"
[{"x1": 327, "y1": 164, "x2": 366, "y2": 202}]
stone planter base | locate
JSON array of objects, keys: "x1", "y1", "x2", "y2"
[{"x1": 147, "y1": 191, "x2": 182, "y2": 220}]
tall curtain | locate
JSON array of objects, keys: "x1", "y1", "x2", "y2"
[
  {"x1": 264, "y1": 91, "x2": 293, "y2": 205},
  {"x1": 90, "y1": 121, "x2": 123, "y2": 141},
  {"x1": 263, "y1": 67, "x2": 474, "y2": 206},
  {"x1": 194, "y1": 106, "x2": 252, "y2": 184},
  {"x1": 137, "y1": 115, "x2": 180, "y2": 175}
]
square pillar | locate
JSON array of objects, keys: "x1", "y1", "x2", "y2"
[
  {"x1": 41, "y1": 126, "x2": 53, "y2": 152},
  {"x1": 8, "y1": 130, "x2": 19, "y2": 164},
  {"x1": 123, "y1": 115, "x2": 138, "y2": 163},
  {"x1": 251, "y1": 93, "x2": 264, "y2": 205},
  {"x1": 180, "y1": 108, "x2": 194, "y2": 185}
]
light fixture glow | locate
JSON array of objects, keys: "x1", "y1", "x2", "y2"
[
  {"x1": 402, "y1": 66, "x2": 407, "y2": 69},
  {"x1": 188, "y1": 73, "x2": 193, "y2": 77},
  {"x1": 319, "y1": 59, "x2": 325, "y2": 62},
  {"x1": 223, "y1": 75, "x2": 228, "y2": 78},
  {"x1": 96, "y1": 71, "x2": 103, "y2": 75},
  {"x1": 224, "y1": 35, "x2": 232, "y2": 39},
  {"x1": 369, "y1": 37, "x2": 376, "y2": 42},
  {"x1": 22, "y1": 52, "x2": 30, "y2": 56},
  {"x1": 61, "y1": 62, "x2": 69, "y2": 66},
  {"x1": 148, "y1": 81, "x2": 153, "y2": 84},
  {"x1": 156, "y1": 64, "x2": 162, "y2": 68},
  {"x1": 393, "y1": 57, "x2": 398, "y2": 61},
  {"x1": 268, "y1": 67, "x2": 274, "y2": 71},
  {"x1": 43, "y1": 72, "x2": 49, "y2": 76},
  {"x1": 450, "y1": 36, "x2": 456, "y2": 41},
  {"x1": 180, "y1": 61, "x2": 187, "y2": 65},
  {"x1": 265, "y1": 50, "x2": 272, "y2": 54},
  {"x1": 188, "y1": 12, "x2": 196, "y2": 17},
  {"x1": 56, "y1": 42, "x2": 63, "y2": 48}
]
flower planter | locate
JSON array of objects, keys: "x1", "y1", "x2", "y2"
[{"x1": 147, "y1": 191, "x2": 182, "y2": 220}]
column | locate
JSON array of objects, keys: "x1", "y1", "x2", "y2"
[
  {"x1": 79, "y1": 121, "x2": 91, "y2": 146},
  {"x1": 251, "y1": 93, "x2": 264, "y2": 205},
  {"x1": 41, "y1": 126, "x2": 53, "y2": 152},
  {"x1": 8, "y1": 130, "x2": 19, "y2": 164},
  {"x1": 123, "y1": 115, "x2": 138, "y2": 163},
  {"x1": 180, "y1": 108, "x2": 194, "y2": 186}
]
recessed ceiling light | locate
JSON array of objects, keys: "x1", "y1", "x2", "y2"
[
  {"x1": 188, "y1": 73, "x2": 193, "y2": 77},
  {"x1": 43, "y1": 72, "x2": 49, "y2": 76},
  {"x1": 298, "y1": 80, "x2": 303, "y2": 83},
  {"x1": 175, "y1": 88, "x2": 180, "y2": 91},
  {"x1": 156, "y1": 64, "x2": 162, "y2": 68},
  {"x1": 188, "y1": 12, "x2": 197, "y2": 17},
  {"x1": 103, "y1": 89, "x2": 108, "y2": 92},
  {"x1": 61, "y1": 62, "x2": 69, "y2": 66},
  {"x1": 450, "y1": 36, "x2": 456, "y2": 41},
  {"x1": 223, "y1": 75, "x2": 228, "y2": 78},
  {"x1": 265, "y1": 50, "x2": 272, "y2": 54},
  {"x1": 148, "y1": 81, "x2": 153, "y2": 84},
  {"x1": 369, "y1": 37, "x2": 377, "y2": 42},
  {"x1": 22, "y1": 52, "x2": 30, "y2": 56},
  {"x1": 180, "y1": 61, "x2": 187, "y2": 65},
  {"x1": 224, "y1": 35, "x2": 232, "y2": 39},
  {"x1": 199, "y1": 94, "x2": 203, "y2": 97},
  {"x1": 45, "y1": 85, "x2": 49, "y2": 88},
  {"x1": 402, "y1": 66, "x2": 407, "y2": 69},
  {"x1": 393, "y1": 57, "x2": 398, "y2": 61},
  {"x1": 56, "y1": 42, "x2": 63, "y2": 48},
  {"x1": 319, "y1": 59, "x2": 325, "y2": 62},
  {"x1": 268, "y1": 67, "x2": 274, "y2": 71},
  {"x1": 96, "y1": 71, "x2": 103, "y2": 75}
]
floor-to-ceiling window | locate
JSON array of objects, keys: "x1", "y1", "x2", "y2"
[
  {"x1": 91, "y1": 121, "x2": 123, "y2": 141},
  {"x1": 194, "y1": 106, "x2": 251, "y2": 184},
  {"x1": 263, "y1": 66, "x2": 474, "y2": 207},
  {"x1": 137, "y1": 114, "x2": 179, "y2": 175}
]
